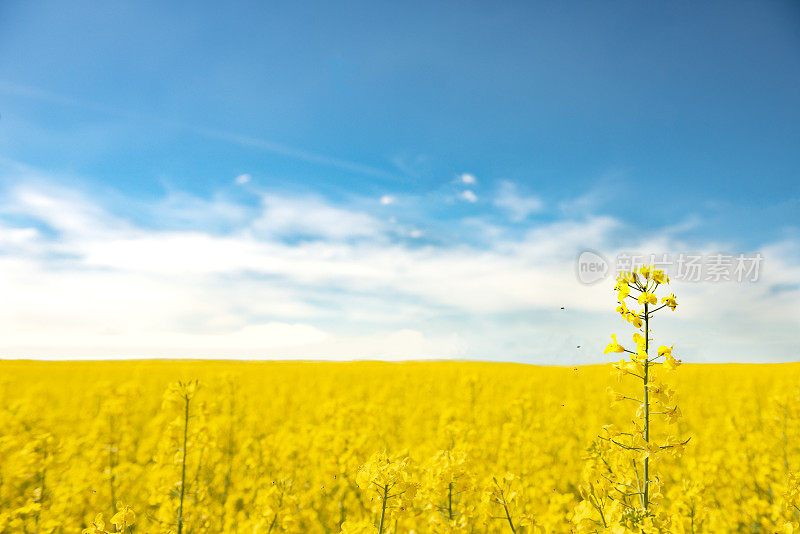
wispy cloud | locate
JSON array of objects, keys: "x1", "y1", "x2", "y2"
[
  {"x1": 459, "y1": 190, "x2": 478, "y2": 203},
  {"x1": 0, "y1": 80, "x2": 399, "y2": 180},
  {"x1": 493, "y1": 180, "x2": 543, "y2": 221},
  {"x1": 194, "y1": 127, "x2": 397, "y2": 180},
  {"x1": 252, "y1": 194, "x2": 385, "y2": 240},
  {"x1": 460, "y1": 173, "x2": 477, "y2": 185}
]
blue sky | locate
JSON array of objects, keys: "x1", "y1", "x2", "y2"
[{"x1": 0, "y1": 1, "x2": 798, "y2": 361}]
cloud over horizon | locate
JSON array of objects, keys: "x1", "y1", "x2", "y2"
[{"x1": 0, "y1": 159, "x2": 797, "y2": 363}]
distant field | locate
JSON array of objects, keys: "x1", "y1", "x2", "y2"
[{"x1": 0, "y1": 360, "x2": 797, "y2": 532}]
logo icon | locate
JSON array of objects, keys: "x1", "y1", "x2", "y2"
[{"x1": 576, "y1": 250, "x2": 609, "y2": 284}]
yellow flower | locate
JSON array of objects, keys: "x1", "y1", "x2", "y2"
[
  {"x1": 518, "y1": 513, "x2": 535, "y2": 527},
  {"x1": 784, "y1": 472, "x2": 800, "y2": 511},
  {"x1": 616, "y1": 271, "x2": 634, "y2": 284},
  {"x1": 633, "y1": 345, "x2": 648, "y2": 363},
  {"x1": 663, "y1": 436, "x2": 688, "y2": 457},
  {"x1": 664, "y1": 405, "x2": 681, "y2": 424},
  {"x1": 82, "y1": 514, "x2": 105, "y2": 534},
  {"x1": 617, "y1": 283, "x2": 631, "y2": 302},
  {"x1": 639, "y1": 264, "x2": 653, "y2": 279},
  {"x1": 163, "y1": 379, "x2": 199, "y2": 408},
  {"x1": 661, "y1": 293, "x2": 678, "y2": 310},
  {"x1": 111, "y1": 504, "x2": 135, "y2": 530},
  {"x1": 604, "y1": 334, "x2": 625, "y2": 354},
  {"x1": 646, "y1": 381, "x2": 673, "y2": 405},
  {"x1": 638, "y1": 439, "x2": 662, "y2": 461},
  {"x1": 663, "y1": 355, "x2": 682, "y2": 370},
  {"x1": 340, "y1": 520, "x2": 378, "y2": 534},
  {"x1": 638, "y1": 292, "x2": 657, "y2": 305},
  {"x1": 607, "y1": 387, "x2": 626, "y2": 406},
  {"x1": 651, "y1": 269, "x2": 669, "y2": 284},
  {"x1": 614, "y1": 358, "x2": 643, "y2": 382}
]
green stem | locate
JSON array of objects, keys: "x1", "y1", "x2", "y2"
[
  {"x1": 108, "y1": 445, "x2": 116, "y2": 513},
  {"x1": 643, "y1": 301, "x2": 650, "y2": 511},
  {"x1": 782, "y1": 405, "x2": 791, "y2": 472},
  {"x1": 36, "y1": 446, "x2": 47, "y2": 533},
  {"x1": 177, "y1": 394, "x2": 190, "y2": 534},
  {"x1": 267, "y1": 512, "x2": 279, "y2": 533},
  {"x1": 448, "y1": 482, "x2": 453, "y2": 520},
  {"x1": 597, "y1": 502, "x2": 607, "y2": 528},
  {"x1": 501, "y1": 496, "x2": 517, "y2": 534},
  {"x1": 267, "y1": 490, "x2": 284, "y2": 533},
  {"x1": 378, "y1": 484, "x2": 389, "y2": 534},
  {"x1": 222, "y1": 384, "x2": 236, "y2": 507},
  {"x1": 108, "y1": 414, "x2": 117, "y2": 515}
]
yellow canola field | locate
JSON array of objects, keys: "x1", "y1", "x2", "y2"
[{"x1": 0, "y1": 360, "x2": 798, "y2": 533}]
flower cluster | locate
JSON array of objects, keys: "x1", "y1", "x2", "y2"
[{"x1": 577, "y1": 265, "x2": 689, "y2": 532}]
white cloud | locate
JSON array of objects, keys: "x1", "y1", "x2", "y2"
[
  {"x1": 252, "y1": 194, "x2": 383, "y2": 240},
  {"x1": 235, "y1": 173, "x2": 251, "y2": 185},
  {"x1": 460, "y1": 173, "x2": 477, "y2": 185},
  {"x1": 380, "y1": 195, "x2": 395, "y2": 205},
  {"x1": 0, "y1": 173, "x2": 797, "y2": 363},
  {"x1": 9, "y1": 185, "x2": 131, "y2": 238},
  {"x1": 0, "y1": 225, "x2": 39, "y2": 247},
  {"x1": 493, "y1": 180, "x2": 543, "y2": 221},
  {"x1": 153, "y1": 191, "x2": 252, "y2": 229},
  {"x1": 459, "y1": 190, "x2": 478, "y2": 203}
]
